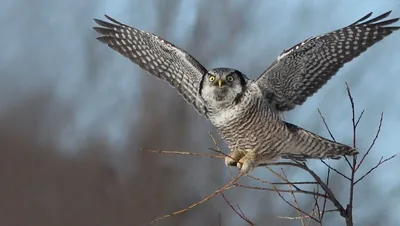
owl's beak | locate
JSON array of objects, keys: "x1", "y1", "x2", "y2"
[{"x1": 218, "y1": 79, "x2": 223, "y2": 88}]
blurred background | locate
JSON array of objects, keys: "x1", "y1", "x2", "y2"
[{"x1": 0, "y1": 0, "x2": 399, "y2": 225}]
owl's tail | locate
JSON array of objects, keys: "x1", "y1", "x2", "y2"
[{"x1": 281, "y1": 122, "x2": 358, "y2": 161}]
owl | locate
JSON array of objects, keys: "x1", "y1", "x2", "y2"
[{"x1": 93, "y1": 11, "x2": 399, "y2": 174}]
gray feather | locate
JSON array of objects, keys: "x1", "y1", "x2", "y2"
[
  {"x1": 255, "y1": 11, "x2": 400, "y2": 111},
  {"x1": 93, "y1": 15, "x2": 208, "y2": 115}
]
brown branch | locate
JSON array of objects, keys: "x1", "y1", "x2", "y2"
[
  {"x1": 317, "y1": 109, "x2": 336, "y2": 141},
  {"x1": 146, "y1": 172, "x2": 243, "y2": 225},
  {"x1": 320, "y1": 159, "x2": 350, "y2": 180},
  {"x1": 346, "y1": 82, "x2": 357, "y2": 149},
  {"x1": 318, "y1": 108, "x2": 352, "y2": 168},
  {"x1": 247, "y1": 174, "x2": 317, "y2": 186},
  {"x1": 236, "y1": 205, "x2": 252, "y2": 225},
  {"x1": 355, "y1": 109, "x2": 365, "y2": 128},
  {"x1": 274, "y1": 184, "x2": 321, "y2": 223},
  {"x1": 355, "y1": 112, "x2": 384, "y2": 171},
  {"x1": 208, "y1": 133, "x2": 236, "y2": 178},
  {"x1": 262, "y1": 162, "x2": 347, "y2": 217},
  {"x1": 278, "y1": 209, "x2": 338, "y2": 220},
  {"x1": 271, "y1": 181, "x2": 318, "y2": 185},
  {"x1": 235, "y1": 184, "x2": 328, "y2": 198},
  {"x1": 264, "y1": 166, "x2": 307, "y2": 193},
  {"x1": 345, "y1": 82, "x2": 358, "y2": 226},
  {"x1": 312, "y1": 185, "x2": 322, "y2": 223},
  {"x1": 145, "y1": 149, "x2": 224, "y2": 159},
  {"x1": 320, "y1": 168, "x2": 330, "y2": 221},
  {"x1": 354, "y1": 154, "x2": 397, "y2": 185},
  {"x1": 221, "y1": 193, "x2": 254, "y2": 225},
  {"x1": 280, "y1": 168, "x2": 306, "y2": 226}
]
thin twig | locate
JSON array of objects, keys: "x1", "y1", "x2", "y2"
[
  {"x1": 221, "y1": 193, "x2": 254, "y2": 225},
  {"x1": 317, "y1": 109, "x2": 336, "y2": 141},
  {"x1": 235, "y1": 184, "x2": 328, "y2": 198},
  {"x1": 313, "y1": 186, "x2": 321, "y2": 222},
  {"x1": 346, "y1": 82, "x2": 358, "y2": 226},
  {"x1": 346, "y1": 83, "x2": 356, "y2": 149},
  {"x1": 280, "y1": 168, "x2": 306, "y2": 226},
  {"x1": 209, "y1": 133, "x2": 235, "y2": 178},
  {"x1": 278, "y1": 209, "x2": 338, "y2": 220},
  {"x1": 146, "y1": 172, "x2": 243, "y2": 225},
  {"x1": 248, "y1": 173, "x2": 317, "y2": 186},
  {"x1": 145, "y1": 149, "x2": 224, "y2": 159},
  {"x1": 208, "y1": 148, "x2": 231, "y2": 159},
  {"x1": 354, "y1": 155, "x2": 396, "y2": 185},
  {"x1": 264, "y1": 166, "x2": 306, "y2": 193},
  {"x1": 271, "y1": 181, "x2": 319, "y2": 185},
  {"x1": 321, "y1": 168, "x2": 330, "y2": 221},
  {"x1": 274, "y1": 184, "x2": 321, "y2": 223},
  {"x1": 320, "y1": 159, "x2": 350, "y2": 180},
  {"x1": 262, "y1": 162, "x2": 347, "y2": 217},
  {"x1": 355, "y1": 110, "x2": 365, "y2": 128},
  {"x1": 236, "y1": 205, "x2": 251, "y2": 225},
  {"x1": 356, "y1": 112, "x2": 384, "y2": 171},
  {"x1": 318, "y1": 108, "x2": 352, "y2": 168}
]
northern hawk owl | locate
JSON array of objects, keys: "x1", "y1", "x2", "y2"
[{"x1": 93, "y1": 11, "x2": 399, "y2": 174}]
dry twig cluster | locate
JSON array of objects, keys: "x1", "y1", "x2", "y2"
[{"x1": 144, "y1": 84, "x2": 396, "y2": 226}]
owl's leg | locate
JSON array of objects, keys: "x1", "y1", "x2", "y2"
[{"x1": 224, "y1": 149, "x2": 247, "y2": 167}]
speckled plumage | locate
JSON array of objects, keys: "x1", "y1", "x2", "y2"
[{"x1": 93, "y1": 11, "x2": 399, "y2": 173}]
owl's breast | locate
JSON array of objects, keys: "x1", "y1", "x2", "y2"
[{"x1": 209, "y1": 87, "x2": 283, "y2": 150}]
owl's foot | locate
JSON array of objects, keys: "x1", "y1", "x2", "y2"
[
  {"x1": 225, "y1": 149, "x2": 256, "y2": 174},
  {"x1": 224, "y1": 149, "x2": 247, "y2": 166}
]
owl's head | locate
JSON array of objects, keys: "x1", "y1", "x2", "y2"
[{"x1": 200, "y1": 68, "x2": 248, "y2": 109}]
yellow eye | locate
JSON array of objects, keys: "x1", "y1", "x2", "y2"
[
  {"x1": 226, "y1": 75, "x2": 234, "y2": 82},
  {"x1": 209, "y1": 75, "x2": 216, "y2": 82}
]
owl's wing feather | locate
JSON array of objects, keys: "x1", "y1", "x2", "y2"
[
  {"x1": 93, "y1": 15, "x2": 208, "y2": 115},
  {"x1": 255, "y1": 11, "x2": 399, "y2": 112}
]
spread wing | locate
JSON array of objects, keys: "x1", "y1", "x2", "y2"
[
  {"x1": 93, "y1": 15, "x2": 208, "y2": 115},
  {"x1": 255, "y1": 11, "x2": 399, "y2": 111}
]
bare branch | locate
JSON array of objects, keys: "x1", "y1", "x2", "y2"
[
  {"x1": 271, "y1": 181, "x2": 319, "y2": 186},
  {"x1": 345, "y1": 82, "x2": 356, "y2": 148},
  {"x1": 320, "y1": 159, "x2": 350, "y2": 180},
  {"x1": 345, "y1": 82, "x2": 358, "y2": 226},
  {"x1": 317, "y1": 109, "x2": 336, "y2": 141},
  {"x1": 318, "y1": 108, "x2": 352, "y2": 168},
  {"x1": 280, "y1": 168, "x2": 306, "y2": 226},
  {"x1": 355, "y1": 109, "x2": 365, "y2": 128},
  {"x1": 355, "y1": 155, "x2": 397, "y2": 185},
  {"x1": 235, "y1": 184, "x2": 329, "y2": 198},
  {"x1": 145, "y1": 149, "x2": 224, "y2": 159},
  {"x1": 262, "y1": 162, "x2": 347, "y2": 217},
  {"x1": 278, "y1": 209, "x2": 338, "y2": 220},
  {"x1": 313, "y1": 185, "x2": 322, "y2": 222},
  {"x1": 274, "y1": 185, "x2": 321, "y2": 223},
  {"x1": 146, "y1": 172, "x2": 243, "y2": 225},
  {"x1": 356, "y1": 112, "x2": 384, "y2": 171},
  {"x1": 221, "y1": 193, "x2": 254, "y2": 225},
  {"x1": 321, "y1": 168, "x2": 330, "y2": 221}
]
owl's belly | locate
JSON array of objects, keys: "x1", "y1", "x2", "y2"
[{"x1": 210, "y1": 98, "x2": 287, "y2": 153}]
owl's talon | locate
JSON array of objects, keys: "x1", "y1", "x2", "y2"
[
  {"x1": 225, "y1": 157, "x2": 237, "y2": 166},
  {"x1": 236, "y1": 162, "x2": 242, "y2": 170},
  {"x1": 224, "y1": 149, "x2": 247, "y2": 167},
  {"x1": 224, "y1": 149, "x2": 256, "y2": 174},
  {"x1": 238, "y1": 158, "x2": 253, "y2": 174}
]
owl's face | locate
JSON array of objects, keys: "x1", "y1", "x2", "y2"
[{"x1": 200, "y1": 68, "x2": 247, "y2": 109}]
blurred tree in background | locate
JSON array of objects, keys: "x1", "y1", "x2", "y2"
[{"x1": 0, "y1": 0, "x2": 399, "y2": 225}]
